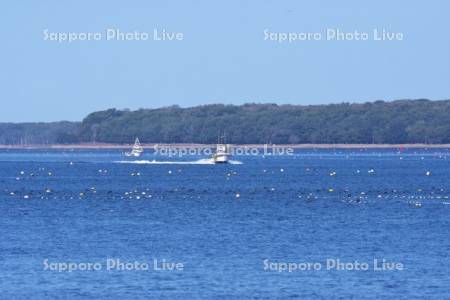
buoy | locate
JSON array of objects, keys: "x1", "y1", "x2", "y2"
[
  {"x1": 235, "y1": 193, "x2": 240, "y2": 198},
  {"x1": 426, "y1": 171, "x2": 431, "y2": 176}
]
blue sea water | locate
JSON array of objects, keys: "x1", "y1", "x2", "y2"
[{"x1": 0, "y1": 148, "x2": 449, "y2": 299}]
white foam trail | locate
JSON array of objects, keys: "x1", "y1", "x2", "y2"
[
  {"x1": 115, "y1": 158, "x2": 242, "y2": 165},
  {"x1": 228, "y1": 160, "x2": 243, "y2": 164}
]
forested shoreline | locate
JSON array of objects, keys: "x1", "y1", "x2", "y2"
[{"x1": 2, "y1": 99, "x2": 450, "y2": 145}]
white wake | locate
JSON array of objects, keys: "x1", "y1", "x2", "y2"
[{"x1": 115, "y1": 158, "x2": 242, "y2": 165}]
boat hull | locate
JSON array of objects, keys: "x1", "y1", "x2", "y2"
[
  {"x1": 213, "y1": 154, "x2": 229, "y2": 163},
  {"x1": 125, "y1": 151, "x2": 142, "y2": 157},
  {"x1": 125, "y1": 138, "x2": 144, "y2": 157}
]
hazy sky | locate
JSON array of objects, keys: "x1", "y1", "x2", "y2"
[{"x1": 1, "y1": 0, "x2": 449, "y2": 122}]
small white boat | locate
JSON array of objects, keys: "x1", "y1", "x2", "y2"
[
  {"x1": 212, "y1": 137, "x2": 230, "y2": 163},
  {"x1": 125, "y1": 138, "x2": 144, "y2": 157}
]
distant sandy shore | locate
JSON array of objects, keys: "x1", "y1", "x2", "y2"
[{"x1": 1, "y1": 143, "x2": 449, "y2": 149}]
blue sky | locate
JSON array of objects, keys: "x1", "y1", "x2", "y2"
[{"x1": 1, "y1": 0, "x2": 449, "y2": 122}]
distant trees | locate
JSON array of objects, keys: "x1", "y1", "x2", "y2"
[
  {"x1": 2, "y1": 99, "x2": 450, "y2": 145},
  {"x1": 76, "y1": 99, "x2": 450, "y2": 144},
  {"x1": 0, "y1": 122, "x2": 79, "y2": 145}
]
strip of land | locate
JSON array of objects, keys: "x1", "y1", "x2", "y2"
[{"x1": 1, "y1": 143, "x2": 449, "y2": 149}]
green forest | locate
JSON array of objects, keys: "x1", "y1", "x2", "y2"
[
  {"x1": 2, "y1": 99, "x2": 450, "y2": 145},
  {"x1": 0, "y1": 122, "x2": 79, "y2": 145}
]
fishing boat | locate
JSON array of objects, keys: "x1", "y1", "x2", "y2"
[
  {"x1": 125, "y1": 138, "x2": 144, "y2": 157},
  {"x1": 212, "y1": 136, "x2": 230, "y2": 163}
]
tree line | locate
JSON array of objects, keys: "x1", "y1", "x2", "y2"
[{"x1": 2, "y1": 99, "x2": 450, "y2": 145}]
